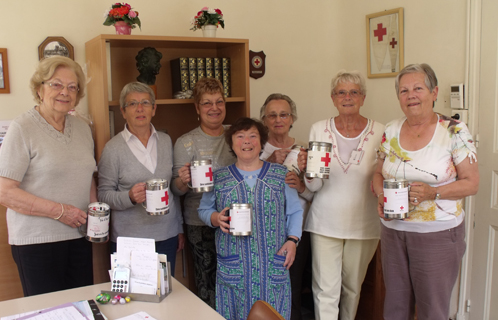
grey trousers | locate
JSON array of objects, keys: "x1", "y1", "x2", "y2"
[{"x1": 381, "y1": 222, "x2": 466, "y2": 320}]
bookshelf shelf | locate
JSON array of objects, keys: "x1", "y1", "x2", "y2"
[{"x1": 108, "y1": 96, "x2": 246, "y2": 107}]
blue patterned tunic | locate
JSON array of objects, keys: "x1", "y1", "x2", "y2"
[{"x1": 213, "y1": 162, "x2": 291, "y2": 320}]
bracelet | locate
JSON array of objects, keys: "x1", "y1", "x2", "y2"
[
  {"x1": 286, "y1": 237, "x2": 299, "y2": 245},
  {"x1": 54, "y1": 203, "x2": 64, "y2": 220},
  {"x1": 377, "y1": 192, "x2": 384, "y2": 198}
]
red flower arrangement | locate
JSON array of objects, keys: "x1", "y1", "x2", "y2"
[{"x1": 103, "y1": 3, "x2": 141, "y2": 29}]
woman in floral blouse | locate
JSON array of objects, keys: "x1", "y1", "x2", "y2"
[{"x1": 372, "y1": 63, "x2": 479, "y2": 320}]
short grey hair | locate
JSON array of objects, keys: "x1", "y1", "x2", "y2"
[
  {"x1": 330, "y1": 70, "x2": 367, "y2": 96},
  {"x1": 395, "y1": 63, "x2": 438, "y2": 98},
  {"x1": 259, "y1": 93, "x2": 298, "y2": 122},
  {"x1": 119, "y1": 82, "x2": 156, "y2": 109}
]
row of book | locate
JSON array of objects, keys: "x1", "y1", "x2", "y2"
[{"x1": 170, "y1": 57, "x2": 231, "y2": 97}]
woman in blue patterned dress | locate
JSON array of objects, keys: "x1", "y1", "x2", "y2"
[{"x1": 198, "y1": 117, "x2": 303, "y2": 320}]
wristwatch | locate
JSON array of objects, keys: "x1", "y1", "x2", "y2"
[
  {"x1": 435, "y1": 193, "x2": 441, "y2": 200},
  {"x1": 287, "y1": 237, "x2": 299, "y2": 247}
]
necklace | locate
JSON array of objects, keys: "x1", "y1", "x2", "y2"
[
  {"x1": 407, "y1": 113, "x2": 437, "y2": 138},
  {"x1": 202, "y1": 125, "x2": 224, "y2": 137},
  {"x1": 37, "y1": 105, "x2": 65, "y2": 133}
]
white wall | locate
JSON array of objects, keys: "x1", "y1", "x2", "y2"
[{"x1": 0, "y1": 0, "x2": 467, "y2": 143}]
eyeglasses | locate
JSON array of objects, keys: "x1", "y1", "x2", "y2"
[
  {"x1": 264, "y1": 112, "x2": 291, "y2": 121},
  {"x1": 43, "y1": 81, "x2": 79, "y2": 93},
  {"x1": 199, "y1": 100, "x2": 225, "y2": 108},
  {"x1": 124, "y1": 100, "x2": 153, "y2": 109},
  {"x1": 334, "y1": 90, "x2": 362, "y2": 98}
]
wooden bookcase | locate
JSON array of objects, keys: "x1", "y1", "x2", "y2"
[
  {"x1": 85, "y1": 35, "x2": 250, "y2": 288},
  {"x1": 85, "y1": 34, "x2": 250, "y2": 161}
]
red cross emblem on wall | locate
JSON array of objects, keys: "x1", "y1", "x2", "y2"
[
  {"x1": 249, "y1": 50, "x2": 266, "y2": 79},
  {"x1": 374, "y1": 23, "x2": 387, "y2": 42},
  {"x1": 321, "y1": 153, "x2": 331, "y2": 167},
  {"x1": 161, "y1": 191, "x2": 169, "y2": 205},
  {"x1": 390, "y1": 38, "x2": 398, "y2": 48},
  {"x1": 205, "y1": 167, "x2": 213, "y2": 181}
]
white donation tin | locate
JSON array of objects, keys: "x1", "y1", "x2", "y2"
[
  {"x1": 80, "y1": 202, "x2": 110, "y2": 243},
  {"x1": 283, "y1": 145, "x2": 302, "y2": 174},
  {"x1": 189, "y1": 159, "x2": 214, "y2": 193},
  {"x1": 143, "y1": 179, "x2": 170, "y2": 215},
  {"x1": 228, "y1": 203, "x2": 253, "y2": 236},
  {"x1": 383, "y1": 179, "x2": 409, "y2": 219},
  {"x1": 305, "y1": 141, "x2": 332, "y2": 179}
]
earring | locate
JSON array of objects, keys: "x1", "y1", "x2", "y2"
[{"x1": 197, "y1": 116, "x2": 200, "y2": 121}]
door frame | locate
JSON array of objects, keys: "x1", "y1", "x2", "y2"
[{"x1": 458, "y1": 0, "x2": 481, "y2": 319}]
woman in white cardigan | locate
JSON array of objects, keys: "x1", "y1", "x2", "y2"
[{"x1": 305, "y1": 70, "x2": 384, "y2": 320}]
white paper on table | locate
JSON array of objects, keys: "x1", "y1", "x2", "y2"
[
  {"x1": 129, "y1": 278, "x2": 156, "y2": 295},
  {"x1": 159, "y1": 268, "x2": 165, "y2": 295},
  {"x1": 110, "y1": 253, "x2": 118, "y2": 271},
  {"x1": 130, "y1": 251, "x2": 158, "y2": 284},
  {"x1": 1, "y1": 301, "x2": 101, "y2": 320},
  {"x1": 158, "y1": 254, "x2": 168, "y2": 294},
  {"x1": 15, "y1": 306, "x2": 87, "y2": 320},
  {"x1": 115, "y1": 312, "x2": 157, "y2": 320},
  {"x1": 116, "y1": 237, "x2": 155, "y2": 265}
]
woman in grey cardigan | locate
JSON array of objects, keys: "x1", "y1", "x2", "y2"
[{"x1": 98, "y1": 82, "x2": 184, "y2": 274}]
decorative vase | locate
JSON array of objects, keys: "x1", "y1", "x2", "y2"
[
  {"x1": 202, "y1": 25, "x2": 217, "y2": 38},
  {"x1": 114, "y1": 21, "x2": 132, "y2": 35}
]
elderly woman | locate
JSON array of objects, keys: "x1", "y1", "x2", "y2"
[
  {"x1": 198, "y1": 117, "x2": 303, "y2": 320},
  {"x1": 305, "y1": 70, "x2": 384, "y2": 320},
  {"x1": 372, "y1": 64, "x2": 479, "y2": 319},
  {"x1": 0, "y1": 56, "x2": 96, "y2": 296},
  {"x1": 260, "y1": 93, "x2": 313, "y2": 320},
  {"x1": 98, "y1": 82, "x2": 184, "y2": 274},
  {"x1": 173, "y1": 77, "x2": 236, "y2": 308}
]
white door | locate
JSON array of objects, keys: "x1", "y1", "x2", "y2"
[{"x1": 469, "y1": 0, "x2": 498, "y2": 318}]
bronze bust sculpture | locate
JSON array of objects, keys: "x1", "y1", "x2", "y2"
[{"x1": 136, "y1": 47, "x2": 162, "y2": 85}]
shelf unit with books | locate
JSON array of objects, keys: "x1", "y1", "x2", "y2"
[{"x1": 85, "y1": 34, "x2": 250, "y2": 161}]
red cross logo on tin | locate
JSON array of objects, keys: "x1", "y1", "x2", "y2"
[
  {"x1": 161, "y1": 191, "x2": 169, "y2": 205},
  {"x1": 390, "y1": 37, "x2": 398, "y2": 48},
  {"x1": 400, "y1": 205, "x2": 404, "y2": 210},
  {"x1": 374, "y1": 23, "x2": 387, "y2": 41},
  {"x1": 205, "y1": 167, "x2": 213, "y2": 181},
  {"x1": 321, "y1": 153, "x2": 331, "y2": 167}
]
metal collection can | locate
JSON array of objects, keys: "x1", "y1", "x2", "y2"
[
  {"x1": 228, "y1": 203, "x2": 252, "y2": 236},
  {"x1": 143, "y1": 179, "x2": 170, "y2": 216},
  {"x1": 282, "y1": 145, "x2": 302, "y2": 174},
  {"x1": 80, "y1": 202, "x2": 110, "y2": 243},
  {"x1": 189, "y1": 159, "x2": 214, "y2": 193},
  {"x1": 383, "y1": 179, "x2": 409, "y2": 219},
  {"x1": 305, "y1": 141, "x2": 332, "y2": 179}
]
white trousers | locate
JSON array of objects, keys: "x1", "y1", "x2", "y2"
[{"x1": 310, "y1": 233, "x2": 378, "y2": 320}]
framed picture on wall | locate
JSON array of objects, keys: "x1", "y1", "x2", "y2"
[
  {"x1": 366, "y1": 8, "x2": 404, "y2": 78},
  {"x1": 0, "y1": 48, "x2": 10, "y2": 94},
  {"x1": 38, "y1": 37, "x2": 74, "y2": 60}
]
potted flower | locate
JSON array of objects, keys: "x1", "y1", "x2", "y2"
[
  {"x1": 103, "y1": 3, "x2": 141, "y2": 35},
  {"x1": 190, "y1": 7, "x2": 224, "y2": 37}
]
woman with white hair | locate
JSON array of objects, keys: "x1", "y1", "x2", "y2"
[{"x1": 305, "y1": 70, "x2": 384, "y2": 319}]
